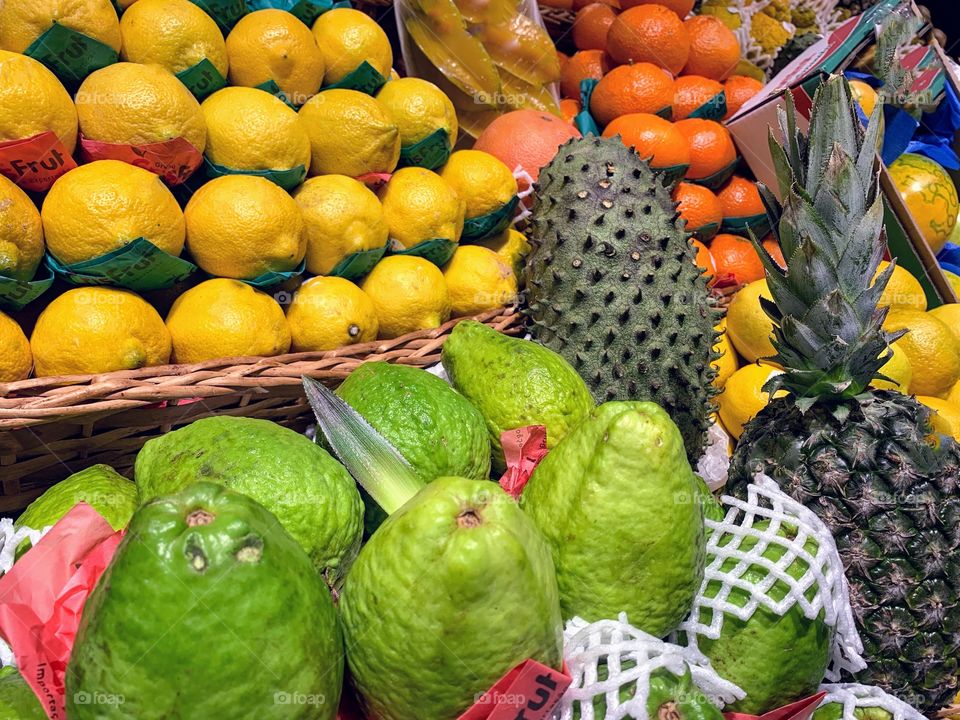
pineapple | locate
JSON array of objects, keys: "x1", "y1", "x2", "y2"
[{"x1": 727, "y1": 75, "x2": 960, "y2": 712}]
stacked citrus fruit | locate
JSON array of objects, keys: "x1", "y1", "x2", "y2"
[{"x1": 0, "y1": 2, "x2": 527, "y2": 382}]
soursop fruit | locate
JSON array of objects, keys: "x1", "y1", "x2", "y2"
[{"x1": 526, "y1": 136, "x2": 719, "y2": 462}]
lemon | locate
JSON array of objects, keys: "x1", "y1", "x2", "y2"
[
  {"x1": 184, "y1": 175, "x2": 306, "y2": 280},
  {"x1": 477, "y1": 227, "x2": 530, "y2": 275},
  {"x1": 287, "y1": 276, "x2": 378, "y2": 351},
  {"x1": 0, "y1": 175, "x2": 44, "y2": 281},
  {"x1": 0, "y1": 0, "x2": 121, "y2": 54},
  {"x1": 226, "y1": 9, "x2": 324, "y2": 107},
  {"x1": 376, "y1": 78, "x2": 458, "y2": 151},
  {"x1": 439, "y1": 149, "x2": 518, "y2": 221},
  {"x1": 166, "y1": 278, "x2": 291, "y2": 363},
  {"x1": 120, "y1": 0, "x2": 228, "y2": 76},
  {"x1": 42, "y1": 160, "x2": 184, "y2": 265},
  {"x1": 442, "y1": 245, "x2": 518, "y2": 317},
  {"x1": 883, "y1": 308, "x2": 960, "y2": 397},
  {"x1": 311, "y1": 8, "x2": 392, "y2": 87},
  {"x1": 849, "y1": 79, "x2": 878, "y2": 116},
  {"x1": 0, "y1": 50, "x2": 78, "y2": 153},
  {"x1": 872, "y1": 339, "x2": 912, "y2": 393},
  {"x1": 0, "y1": 310, "x2": 32, "y2": 381},
  {"x1": 361, "y1": 255, "x2": 451, "y2": 338},
  {"x1": 947, "y1": 380, "x2": 960, "y2": 405},
  {"x1": 298, "y1": 89, "x2": 400, "y2": 176},
  {"x1": 916, "y1": 396, "x2": 960, "y2": 441},
  {"x1": 946, "y1": 270, "x2": 960, "y2": 299},
  {"x1": 31, "y1": 287, "x2": 170, "y2": 376},
  {"x1": 292, "y1": 175, "x2": 389, "y2": 276},
  {"x1": 75, "y1": 62, "x2": 207, "y2": 152},
  {"x1": 928, "y1": 303, "x2": 960, "y2": 346},
  {"x1": 201, "y1": 87, "x2": 311, "y2": 173},
  {"x1": 876, "y1": 260, "x2": 926, "y2": 311},
  {"x1": 712, "y1": 318, "x2": 739, "y2": 389},
  {"x1": 379, "y1": 167, "x2": 466, "y2": 250},
  {"x1": 726, "y1": 279, "x2": 776, "y2": 363},
  {"x1": 717, "y1": 363, "x2": 786, "y2": 440}
]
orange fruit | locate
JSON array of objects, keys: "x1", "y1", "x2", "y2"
[
  {"x1": 620, "y1": 0, "x2": 694, "y2": 14},
  {"x1": 602, "y1": 113, "x2": 690, "y2": 169},
  {"x1": 692, "y1": 239, "x2": 716, "y2": 277},
  {"x1": 761, "y1": 235, "x2": 785, "y2": 269},
  {"x1": 682, "y1": 15, "x2": 741, "y2": 81},
  {"x1": 606, "y1": 5, "x2": 690, "y2": 75},
  {"x1": 557, "y1": 51, "x2": 570, "y2": 73},
  {"x1": 724, "y1": 75, "x2": 764, "y2": 120},
  {"x1": 573, "y1": 0, "x2": 620, "y2": 10},
  {"x1": 710, "y1": 233, "x2": 764, "y2": 285},
  {"x1": 673, "y1": 182, "x2": 723, "y2": 239},
  {"x1": 560, "y1": 98, "x2": 581, "y2": 123},
  {"x1": 561, "y1": 49, "x2": 611, "y2": 100},
  {"x1": 473, "y1": 109, "x2": 581, "y2": 192},
  {"x1": 590, "y1": 63, "x2": 675, "y2": 128},
  {"x1": 673, "y1": 75, "x2": 725, "y2": 121},
  {"x1": 717, "y1": 175, "x2": 763, "y2": 218},
  {"x1": 573, "y1": 3, "x2": 616, "y2": 52},
  {"x1": 674, "y1": 118, "x2": 737, "y2": 182}
]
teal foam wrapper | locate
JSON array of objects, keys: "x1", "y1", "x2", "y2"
[
  {"x1": 46, "y1": 237, "x2": 197, "y2": 291},
  {"x1": 462, "y1": 195, "x2": 520, "y2": 242},
  {"x1": 203, "y1": 156, "x2": 307, "y2": 190},
  {"x1": 323, "y1": 60, "x2": 387, "y2": 96},
  {"x1": 688, "y1": 91, "x2": 727, "y2": 122},
  {"x1": 247, "y1": 0, "x2": 350, "y2": 26},
  {"x1": 329, "y1": 242, "x2": 389, "y2": 280},
  {"x1": 255, "y1": 79, "x2": 298, "y2": 109},
  {"x1": 24, "y1": 23, "x2": 118, "y2": 88},
  {"x1": 176, "y1": 58, "x2": 227, "y2": 100},
  {"x1": 190, "y1": 0, "x2": 248, "y2": 33},
  {"x1": 0, "y1": 265, "x2": 55, "y2": 311},
  {"x1": 390, "y1": 239, "x2": 457, "y2": 267},
  {"x1": 237, "y1": 259, "x2": 306, "y2": 288},
  {"x1": 721, "y1": 213, "x2": 771, "y2": 238},
  {"x1": 397, "y1": 128, "x2": 451, "y2": 170}
]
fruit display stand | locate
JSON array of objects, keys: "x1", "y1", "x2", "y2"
[{"x1": 0, "y1": 307, "x2": 521, "y2": 511}]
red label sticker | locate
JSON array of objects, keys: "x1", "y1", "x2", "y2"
[
  {"x1": 458, "y1": 659, "x2": 571, "y2": 720},
  {"x1": 0, "y1": 503, "x2": 124, "y2": 720},
  {"x1": 79, "y1": 134, "x2": 202, "y2": 185},
  {"x1": 0, "y1": 131, "x2": 78, "y2": 193},
  {"x1": 355, "y1": 171, "x2": 392, "y2": 191},
  {"x1": 724, "y1": 692, "x2": 827, "y2": 720},
  {"x1": 499, "y1": 426, "x2": 548, "y2": 499}
]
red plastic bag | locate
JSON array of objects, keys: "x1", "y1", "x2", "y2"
[
  {"x1": 725, "y1": 693, "x2": 828, "y2": 720},
  {"x1": 0, "y1": 131, "x2": 77, "y2": 193},
  {"x1": 499, "y1": 426, "x2": 549, "y2": 499}
]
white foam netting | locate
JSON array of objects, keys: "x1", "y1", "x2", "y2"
[
  {"x1": 512, "y1": 166, "x2": 537, "y2": 226},
  {"x1": 559, "y1": 614, "x2": 744, "y2": 720},
  {"x1": 697, "y1": 421, "x2": 731, "y2": 491},
  {"x1": 0, "y1": 518, "x2": 50, "y2": 668},
  {"x1": 817, "y1": 684, "x2": 926, "y2": 720},
  {"x1": 678, "y1": 475, "x2": 866, "y2": 682}
]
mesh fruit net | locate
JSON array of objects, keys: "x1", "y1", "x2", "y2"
[{"x1": 817, "y1": 683, "x2": 926, "y2": 720}]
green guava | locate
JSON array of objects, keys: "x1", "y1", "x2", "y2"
[
  {"x1": 695, "y1": 475, "x2": 726, "y2": 523},
  {"x1": 134, "y1": 416, "x2": 363, "y2": 586},
  {"x1": 573, "y1": 666, "x2": 724, "y2": 720},
  {"x1": 66, "y1": 482, "x2": 344, "y2": 719},
  {"x1": 335, "y1": 362, "x2": 491, "y2": 534},
  {"x1": 520, "y1": 401, "x2": 705, "y2": 636},
  {"x1": 813, "y1": 704, "x2": 893, "y2": 720},
  {"x1": 340, "y1": 476, "x2": 563, "y2": 720},
  {"x1": 0, "y1": 667, "x2": 46, "y2": 719}
]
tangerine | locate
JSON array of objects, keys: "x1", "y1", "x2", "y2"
[
  {"x1": 673, "y1": 75, "x2": 725, "y2": 121},
  {"x1": 602, "y1": 113, "x2": 690, "y2": 170},
  {"x1": 710, "y1": 232, "x2": 764, "y2": 285},
  {"x1": 620, "y1": 0, "x2": 694, "y2": 15},
  {"x1": 590, "y1": 63, "x2": 675, "y2": 128},
  {"x1": 683, "y1": 15, "x2": 741, "y2": 81},
  {"x1": 560, "y1": 49, "x2": 612, "y2": 100},
  {"x1": 674, "y1": 118, "x2": 737, "y2": 182},
  {"x1": 717, "y1": 175, "x2": 763, "y2": 218},
  {"x1": 673, "y1": 181, "x2": 723, "y2": 239},
  {"x1": 761, "y1": 235, "x2": 785, "y2": 269},
  {"x1": 606, "y1": 5, "x2": 690, "y2": 75},
  {"x1": 560, "y1": 98, "x2": 581, "y2": 123},
  {"x1": 573, "y1": 3, "x2": 616, "y2": 51},
  {"x1": 692, "y1": 238, "x2": 716, "y2": 277},
  {"x1": 724, "y1": 75, "x2": 764, "y2": 120}
]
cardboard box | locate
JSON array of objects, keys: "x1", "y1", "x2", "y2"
[{"x1": 727, "y1": 0, "x2": 958, "y2": 307}]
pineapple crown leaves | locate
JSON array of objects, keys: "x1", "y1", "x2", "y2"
[
  {"x1": 873, "y1": 9, "x2": 925, "y2": 114},
  {"x1": 751, "y1": 75, "x2": 906, "y2": 408}
]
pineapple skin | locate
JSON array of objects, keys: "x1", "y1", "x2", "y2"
[
  {"x1": 729, "y1": 390, "x2": 960, "y2": 712},
  {"x1": 525, "y1": 136, "x2": 719, "y2": 463}
]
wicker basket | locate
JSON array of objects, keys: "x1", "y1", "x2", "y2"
[{"x1": 0, "y1": 308, "x2": 523, "y2": 512}]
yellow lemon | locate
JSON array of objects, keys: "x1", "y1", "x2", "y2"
[
  {"x1": 945, "y1": 270, "x2": 960, "y2": 299},
  {"x1": 311, "y1": 8, "x2": 392, "y2": 87},
  {"x1": 0, "y1": 50, "x2": 78, "y2": 153},
  {"x1": 883, "y1": 308, "x2": 960, "y2": 397},
  {"x1": 293, "y1": 174, "x2": 389, "y2": 276},
  {"x1": 184, "y1": 175, "x2": 306, "y2": 280},
  {"x1": 717, "y1": 363, "x2": 786, "y2": 440},
  {"x1": 0, "y1": 174, "x2": 44, "y2": 280},
  {"x1": 875, "y1": 260, "x2": 926, "y2": 311},
  {"x1": 439, "y1": 149, "x2": 518, "y2": 222},
  {"x1": 0, "y1": 310, "x2": 32, "y2": 381},
  {"x1": 916, "y1": 395, "x2": 960, "y2": 441},
  {"x1": 298, "y1": 89, "x2": 400, "y2": 176},
  {"x1": 712, "y1": 318, "x2": 739, "y2": 389},
  {"x1": 849, "y1": 79, "x2": 878, "y2": 116},
  {"x1": 41, "y1": 160, "x2": 184, "y2": 265},
  {"x1": 75, "y1": 62, "x2": 207, "y2": 152},
  {"x1": 226, "y1": 9, "x2": 324, "y2": 107},
  {"x1": 31, "y1": 287, "x2": 170, "y2": 376},
  {"x1": 928, "y1": 303, "x2": 960, "y2": 347},
  {"x1": 120, "y1": 0, "x2": 228, "y2": 77},
  {"x1": 947, "y1": 380, "x2": 960, "y2": 405},
  {"x1": 477, "y1": 227, "x2": 530, "y2": 275},
  {"x1": 287, "y1": 276, "x2": 378, "y2": 351},
  {"x1": 201, "y1": 86, "x2": 311, "y2": 173},
  {"x1": 361, "y1": 255, "x2": 450, "y2": 338},
  {"x1": 726, "y1": 279, "x2": 776, "y2": 363},
  {"x1": 872, "y1": 339, "x2": 912, "y2": 393},
  {"x1": 379, "y1": 167, "x2": 466, "y2": 249},
  {"x1": 442, "y1": 245, "x2": 518, "y2": 317},
  {"x1": 166, "y1": 278, "x2": 291, "y2": 363},
  {"x1": 0, "y1": 0, "x2": 121, "y2": 55},
  {"x1": 376, "y1": 78, "x2": 458, "y2": 153}
]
